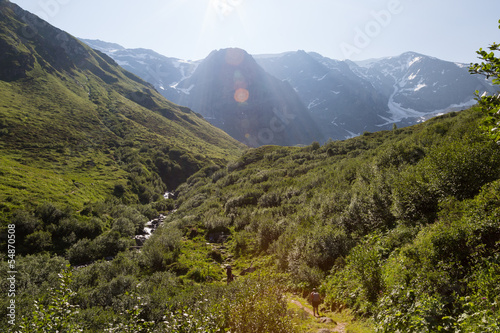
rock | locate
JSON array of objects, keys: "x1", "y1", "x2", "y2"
[
  {"x1": 134, "y1": 235, "x2": 147, "y2": 246},
  {"x1": 318, "y1": 317, "x2": 334, "y2": 324}
]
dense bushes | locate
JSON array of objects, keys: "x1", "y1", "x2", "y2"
[
  {"x1": 158, "y1": 107, "x2": 500, "y2": 331},
  {"x1": 5, "y1": 199, "x2": 157, "y2": 264},
  {"x1": 13, "y1": 261, "x2": 296, "y2": 333},
  {"x1": 325, "y1": 179, "x2": 500, "y2": 332},
  {"x1": 4, "y1": 106, "x2": 500, "y2": 331},
  {"x1": 140, "y1": 224, "x2": 182, "y2": 272}
]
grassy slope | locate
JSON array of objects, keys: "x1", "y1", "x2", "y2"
[{"x1": 0, "y1": 1, "x2": 245, "y2": 212}]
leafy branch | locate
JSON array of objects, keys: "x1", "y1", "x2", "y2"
[{"x1": 469, "y1": 19, "x2": 500, "y2": 142}]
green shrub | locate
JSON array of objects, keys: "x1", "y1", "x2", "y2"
[
  {"x1": 324, "y1": 237, "x2": 383, "y2": 314},
  {"x1": 162, "y1": 298, "x2": 226, "y2": 333},
  {"x1": 458, "y1": 255, "x2": 500, "y2": 332},
  {"x1": 228, "y1": 277, "x2": 298, "y2": 333},
  {"x1": 20, "y1": 266, "x2": 84, "y2": 332},
  {"x1": 25, "y1": 230, "x2": 53, "y2": 252},
  {"x1": 112, "y1": 217, "x2": 135, "y2": 237},
  {"x1": 257, "y1": 216, "x2": 285, "y2": 251},
  {"x1": 141, "y1": 225, "x2": 182, "y2": 272},
  {"x1": 11, "y1": 210, "x2": 41, "y2": 239},
  {"x1": 258, "y1": 192, "x2": 282, "y2": 208},
  {"x1": 67, "y1": 238, "x2": 93, "y2": 265},
  {"x1": 224, "y1": 190, "x2": 263, "y2": 213},
  {"x1": 204, "y1": 211, "x2": 231, "y2": 232},
  {"x1": 35, "y1": 202, "x2": 69, "y2": 225},
  {"x1": 376, "y1": 288, "x2": 449, "y2": 333},
  {"x1": 424, "y1": 139, "x2": 500, "y2": 200}
]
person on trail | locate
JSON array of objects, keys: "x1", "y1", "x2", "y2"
[
  {"x1": 226, "y1": 265, "x2": 234, "y2": 284},
  {"x1": 310, "y1": 288, "x2": 321, "y2": 317}
]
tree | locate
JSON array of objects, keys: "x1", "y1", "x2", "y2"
[{"x1": 469, "y1": 19, "x2": 500, "y2": 142}]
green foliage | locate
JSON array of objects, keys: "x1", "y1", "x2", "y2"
[
  {"x1": 457, "y1": 255, "x2": 500, "y2": 332},
  {"x1": 162, "y1": 299, "x2": 226, "y2": 333},
  {"x1": 20, "y1": 266, "x2": 84, "y2": 332},
  {"x1": 3, "y1": 17, "x2": 500, "y2": 329},
  {"x1": 469, "y1": 19, "x2": 500, "y2": 142},
  {"x1": 140, "y1": 224, "x2": 182, "y2": 272},
  {"x1": 0, "y1": 3, "x2": 244, "y2": 215},
  {"x1": 104, "y1": 292, "x2": 155, "y2": 333},
  {"x1": 391, "y1": 128, "x2": 500, "y2": 225},
  {"x1": 373, "y1": 179, "x2": 500, "y2": 332},
  {"x1": 228, "y1": 277, "x2": 297, "y2": 333},
  {"x1": 324, "y1": 236, "x2": 384, "y2": 314},
  {"x1": 2, "y1": 105, "x2": 498, "y2": 332}
]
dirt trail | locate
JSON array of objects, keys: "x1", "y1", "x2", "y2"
[
  {"x1": 290, "y1": 299, "x2": 315, "y2": 316},
  {"x1": 332, "y1": 322, "x2": 347, "y2": 333},
  {"x1": 288, "y1": 298, "x2": 347, "y2": 333}
]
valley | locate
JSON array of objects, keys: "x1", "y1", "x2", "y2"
[{"x1": 1, "y1": 0, "x2": 500, "y2": 332}]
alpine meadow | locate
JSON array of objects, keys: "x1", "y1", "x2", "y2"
[{"x1": 2, "y1": 1, "x2": 500, "y2": 332}]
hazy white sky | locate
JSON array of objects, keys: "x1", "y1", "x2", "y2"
[{"x1": 9, "y1": 0, "x2": 500, "y2": 63}]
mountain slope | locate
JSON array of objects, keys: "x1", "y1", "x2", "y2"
[
  {"x1": 86, "y1": 40, "x2": 491, "y2": 142},
  {"x1": 348, "y1": 51, "x2": 496, "y2": 124},
  {"x1": 81, "y1": 38, "x2": 200, "y2": 104},
  {"x1": 85, "y1": 40, "x2": 494, "y2": 145},
  {"x1": 174, "y1": 48, "x2": 322, "y2": 146},
  {"x1": 0, "y1": 0, "x2": 245, "y2": 210},
  {"x1": 165, "y1": 107, "x2": 500, "y2": 332},
  {"x1": 81, "y1": 42, "x2": 323, "y2": 146},
  {"x1": 256, "y1": 51, "x2": 391, "y2": 140},
  {"x1": 256, "y1": 51, "x2": 496, "y2": 138}
]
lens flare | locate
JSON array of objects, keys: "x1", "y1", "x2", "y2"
[{"x1": 234, "y1": 88, "x2": 249, "y2": 103}]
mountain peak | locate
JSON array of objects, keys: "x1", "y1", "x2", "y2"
[
  {"x1": 170, "y1": 47, "x2": 321, "y2": 146},
  {"x1": 205, "y1": 48, "x2": 254, "y2": 67}
]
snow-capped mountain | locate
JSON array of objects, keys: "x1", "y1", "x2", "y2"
[
  {"x1": 255, "y1": 51, "x2": 391, "y2": 140},
  {"x1": 82, "y1": 39, "x2": 496, "y2": 143},
  {"x1": 81, "y1": 39, "x2": 200, "y2": 103},
  {"x1": 82, "y1": 40, "x2": 321, "y2": 146},
  {"x1": 348, "y1": 52, "x2": 495, "y2": 126},
  {"x1": 256, "y1": 51, "x2": 495, "y2": 138},
  {"x1": 171, "y1": 48, "x2": 321, "y2": 146}
]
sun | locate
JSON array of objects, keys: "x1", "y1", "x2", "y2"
[{"x1": 209, "y1": 0, "x2": 244, "y2": 20}]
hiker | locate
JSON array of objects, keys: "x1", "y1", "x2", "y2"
[
  {"x1": 226, "y1": 265, "x2": 234, "y2": 284},
  {"x1": 310, "y1": 288, "x2": 321, "y2": 317}
]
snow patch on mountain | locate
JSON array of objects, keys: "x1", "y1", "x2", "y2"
[
  {"x1": 307, "y1": 98, "x2": 322, "y2": 109},
  {"x1": 178, "y1": 84, "x2": 195, "y2": 95},
  {"x1": 414, "y1": 83, "x2": 427, "y2": 91},
  {"x1": 314, "y1": 74, "x2": 328, "y2": 81},
  {"x1": 115, "y1": 60, "x2": 130, "y2": 67},
  {"x1": 408, "y1": 56, "x2": 422, "y2": 67}
]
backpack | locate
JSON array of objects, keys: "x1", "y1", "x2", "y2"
[{"x1": 312, "y1": 292, "x2": 320, "y2": 302}]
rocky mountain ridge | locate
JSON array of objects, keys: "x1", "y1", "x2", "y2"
[{"x1": 82, "y1": 41, "x2": 495, "y2": 143}]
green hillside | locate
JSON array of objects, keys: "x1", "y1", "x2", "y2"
[
  {"x1": 165, "y1": 108, "x2": 500, "y2": 331},
  {"x1": 3, "y1": 105, "x2": 500, "y2": 332},
  {"x1": 0, "y1": 0, "x2": 244, "y2": 213},
  {"x1": 0, "y1": 0, "x2": 244, "y2": 284},
  {"x1": 2, "y1": 1, "x2": 500, "y2": 332}
]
